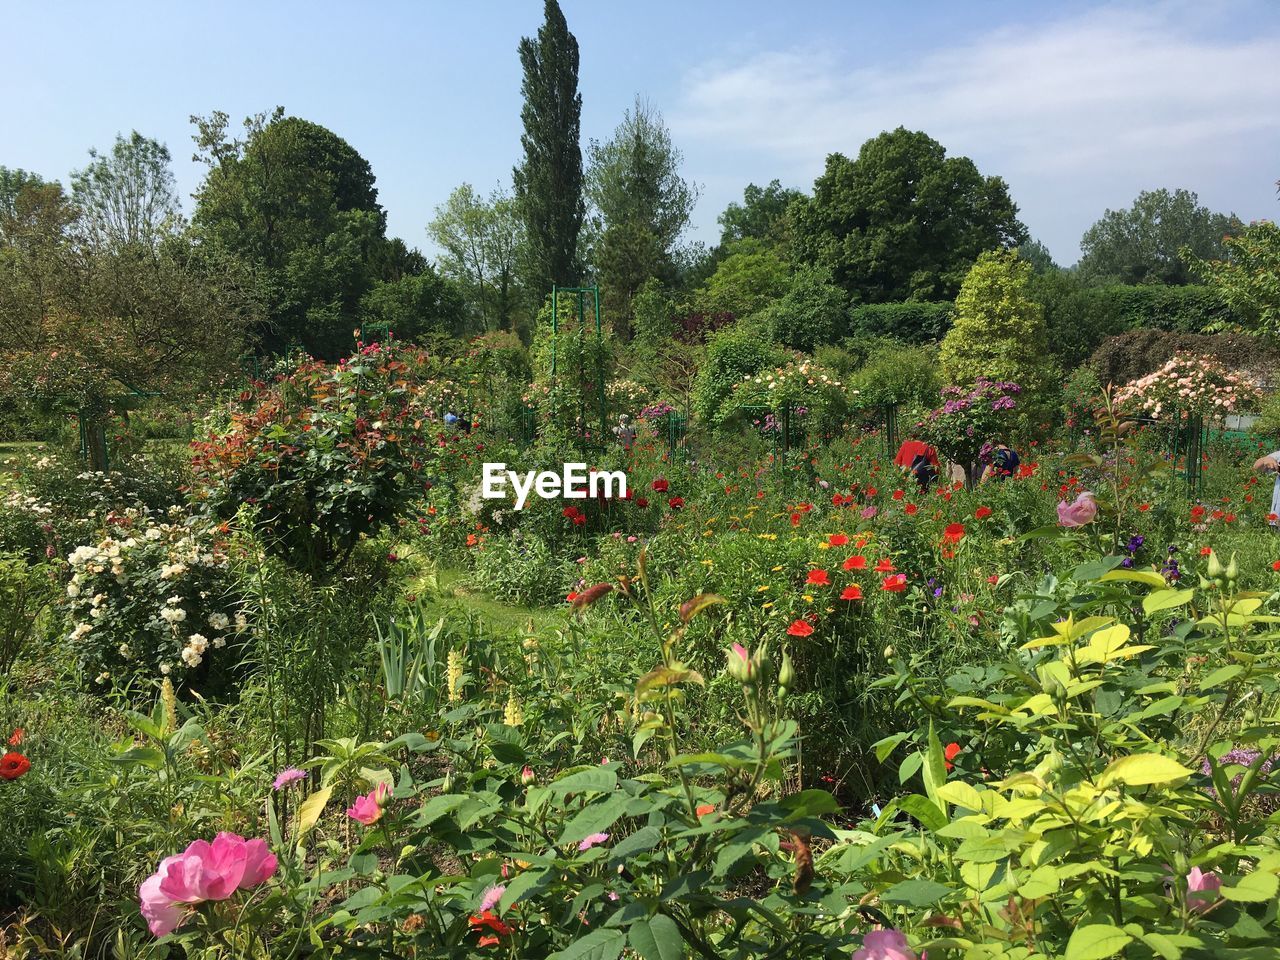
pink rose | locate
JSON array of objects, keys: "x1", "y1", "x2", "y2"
[
  {"x1": 347, "y1": 782, "x2": 392, "y2": 826},
  {"x1": 1057, "y1": 492, "x2": 1097, "y2": 528},
  {"x1": 1187, "y1": 866, "x2": 1221, "y2": 912},
  {"x1": 853, "y1": 928, "x2": 918, "y2": 960}
]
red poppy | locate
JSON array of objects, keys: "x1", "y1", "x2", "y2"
[
  {"x1": 667, "y1": 496, "x2": 685, "y2": 510},
  {"x1": 806, "y1": 569, "x2": 830, "y2": 586},
  {"x1": 790, "y1": 513, "x2": 802, "y2": 526},
  {"x1": 0, "y1": 752, "x2": 30, "y2": 780},
  {"x1": 1272, "y1": 561, "x2": 1280, "y2": 571},
  {"x1": 470, "y1": 911, "x2": 513, "y2": 937},
  {"x1": 652, "y1": 478, "x2": 669, "y2": 493},
  {"x1": 865, "y1": 487, "x2": 877, "y2": 497},
  {"x1": 787, "y1": 619, "x2": 814, "y2": 637},
  {"x1": 7, "y1": 728, "x2": 22, "y2": 747},
  {"x1": 881, "y1": 574, "x2": 907, "y2": 593},
  {"x1": 840, "y1": 585, "x2": 863, "y2": 601},
  {"x1": 562, "y1": 506, "x2": 579, "y2": 519},
  {"x1": 974, "y1": 506, "x2": 992, "y2": 520},
  {"x1": 466, "y1": 533, "x2": 479, "y2": 547},
  {"x1": 944, "y1": 742, "x2": 962, "y2": 771},
  {"x1": 1138, "y1": 503, "x2": 1151, "y2": 512},
  {"x1": 873, "y1": 558, "x2": 895, "y2": 573},
  {"x1": 892, "y1": 489, "x2": 905, "y2": 501},
  {"x1": 904, "y1": 503, "x2": 918, "y2": 516},
  {"x1": 844, "y1": 555, "x2": 867, "y2": 571},
  {"x1": 566, "y1": 591, "x2": 579, "y2": 603},
  {"x1": 1200, "y1": 546, "x2": 1212, "y2": 556},
  {"x1": 828, "y1": 533, "x2": 849, "y2": 547},
  {"x1": 636, "y1": 497, "x2": 649, "y2": 508},
  {"x1": 987, "y1": 574, "x2": 1000, "y2": 585},
  {"x1": 943, "y1": 523, "x2": 966, "y2": 544},
  {"x1": 1191, "y1": 505, "x2": 1206, "y2": 521}
]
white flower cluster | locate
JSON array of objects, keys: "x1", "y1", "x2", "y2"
[{"x1": 1115, "y1": 353, "x2": 1262, "y2": 419}]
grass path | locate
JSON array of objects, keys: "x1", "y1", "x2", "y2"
[{"x1": 411, "y1": 565, "x2": 562, "y2": 637}]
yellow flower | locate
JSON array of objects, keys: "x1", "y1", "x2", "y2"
[
  {"x1": 756, "y1": 585, "x2": 770, "y2": 592},
  {"x1": 817, "y1": 542, "x2": 831, "y2": 550},
  {"x1": 763, "y1": 601, "x2": 774, "y2": 609},
  {"x1": 803, "y1": 594, "x2": 814, "y2": 602},
  {"x1": 757, "y1": 533, "x2": 777, "y2": 541},
  {"x1": 771, "y1": 564, "x2": 783, "y2": 572},
  {"x1": 701, "y1": 559, "x2": 714, "y2": 567}
]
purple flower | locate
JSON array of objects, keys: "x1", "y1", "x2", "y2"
[{"x1": 272, "y1": 768, "x2": 306, "y2": 791}]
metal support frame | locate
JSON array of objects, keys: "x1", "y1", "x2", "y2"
[{"x1": 550, "y1": 285, "x2": 606, "y2": 438}]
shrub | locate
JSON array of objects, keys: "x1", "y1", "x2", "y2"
[
  {"x1": 916, "y1": 378, "x2": 1023, "y2": 484},
  {"x1": 1089, "y1": 329, "x2": 1280, "y2": 389},
  {"x1": 849, "y1": 340, "x2": 940, "y2": 409},
  {"x1": 691, "y1": 322, "x2": 787, "y2": 426},
  {"x1": 846, "y1": 301, "x2": 953, "y2": 343},
  {"x1": 695, "y1": 238, "x2": 791, "y2": 317},
  {"x1": 753, "y1": 264, "x2": 848, "y2": 351},
  {"x1": 1115, "y1": 352, "x2": 1262, "y2": 420}
]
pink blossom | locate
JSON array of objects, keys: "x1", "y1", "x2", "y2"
[
  {"x1": 347, "y1": 782, "x2": 392, "y2": 826},
  {"x1": 578, "y1": 832, "x2": 610, "y2": 851},
  {"x1": 272, "y1": 767, "x2": 306, "y2": 790},
  {"x1": 1057, "y1": 492, "x2": 1097, "y2": 528},
  {"x1": 1187, "y1": 866, "x2": 1222, "y2": 912},
  {"x1": 480, "y1": 883, "x2": 506, "y2": 913},
  {"x1": 852, "y1": 929, "x2": 917, "y2": 960},
  {"x1": 138, "y1": 834, "x2": 278, "y2": 937}
]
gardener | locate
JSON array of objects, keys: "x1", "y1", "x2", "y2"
[
  {"x1": 1253, "y1": 449, "x2": 1280, "y2": 524},
  {"x1": 980, "y1": 442, "x2": 1020, "y2": 483},
  {"x1": 894, "y1": 434, "x2": 940, "y2": 492}
]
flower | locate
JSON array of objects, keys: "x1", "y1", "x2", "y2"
[
  {"x1": 480, "y1": 884, "x2": 506, "y2": 913},
  {"x1": 651, "y1": 478, "x2": 669, "y2": 493},
  {"x1": 138, "y1": 833, "x2": 278, "y2": 937},
  {"x1": 805, "y1": 569, "x2": 830, "y2": 586},
  {"x1": 470, "y1": 911, "x2": 513, "y2": 939},
  {"x1": 0, "y1": 751, "x2": 31, "y2": 780},
  {"x1": 828, "y1": 533, "x2": 849, "y2": 547},
  {"x1": 943, "y1": 522, "x2": 966, "y2": 543},
  {"x1": 787, "y1": 619, "x2": 814, "y2": 637},
  {"x1": 881, "y1": 574, "x2": 907, "y2": 593},
  {"x1": 696, "y1": 803, "x2": 716, "y2": 816},
  {"x1": 578, "y1": 832, "x2": 610, "y2": 851},
  {"x1": 843, "y1": 555, "x2": 867, "y2": 571},
  {"x1": 7, "y1": 728, "x2": 22, "y2": 747},
  {"x1": 840, "y1": 585, "x2": 863, "y2": 601},
  {"x1": 272, "y1": 767, "x2": 306, "y2": 791},
  {"x1": 873, "y1": 558, "x2": 895, "y2": 573},
  {"x1": 852, "y1": 928, "x2": 917, "y2": 960},
  {"x1": 974, "y1": 506, "x2": 992, "y2": 520},
  {"x1": 1057, "y1": 492, "x2": 1098, "y2": 528},
  {"x1": 944, "y1": 742, "x2": 962, "y2": 771},
  {"x1": 1186, "y1": 866, "x2": 1221, "y2": 912},
  {"x1": 347, "y1": 782, "x2": 392, "y2": 825},
  {"x1": 667, "y1": 496, "x2": 685, "y2": 510}
]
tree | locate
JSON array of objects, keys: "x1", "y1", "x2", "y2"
[
  {"x1": 513, "y1": 0, "x2": 584, "y2": 289},
  {"x1": 190, "y1": 108, "x2": 394, "y2": 357},
  {"x1": 1186, "y1": 220, "x2": 1280, "y2": 337},
  {"x1": 754, "y1": 265, "x2": 848, "y2": 352},
  {"x1": 1017, "y1": 238, "x2": 1059, "y2": 275},
  {"x1": 359, "y1": 268, "x2": 469, "y2": 342},
  {"x1": 791, "y1": 127, "x2": 1026, "y2": 303},
  {"x1": 0, "y1": 183, "x2": 254, "y2": 469},
  {"x1": 586, "y1": 96, "x2": 698, "y2": 335},
  {"x1": 1077, "y1": 188, "x2": 1242, "y2": 286},
  {"x1": 0, "y1": 167, "x2": 50, "y2": 226},
  {"x1": 70, "y1": 131, "x2": 182, "y2": 249},
  {"x1": 696, "y1": 239, "x2": 790, "y2": 317},
  {"x1": 718, "y1": 179, "x2": 803, "y2": 249},
  {"x1": 938, "y1": 249, "x2": 1055, "y2": 410},
  {"x1": 428, "y1": 184, "x2": 525, "y2": 333}
]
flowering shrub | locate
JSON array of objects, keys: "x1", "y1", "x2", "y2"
[
  {"x1": 916, "y1": 379, "x2": 1022, "y2": 483},
  {"x1": 730, "y1": 358, "x2": 850, "y2": 436},
  {"x1": 63, "y1": 518, "x2": 245, "y2": 687},
  {"x1": 191, "y1": 340, "x2": 437, "y2": 575},
  {"x1": 639, "y1": 400, "x2": 678, "y2": 421},
  {"x1": 1114, "y1": 352, "x2": 1261, "y2": 420}
]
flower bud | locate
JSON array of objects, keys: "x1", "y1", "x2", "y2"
[
  {"x1": 1225, "y1": 553, "x2": 1238, "y2": 584},
  {"x1": 778, "y1": 650, "x2": 795, "y2": 690},
  {"x1": 1207, "y1": 550, "x2": 1224, "y2": 580}
]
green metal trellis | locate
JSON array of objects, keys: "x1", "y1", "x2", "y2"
[{"x1": 550, "y1": 286, "x2": 607, "y2": 439}]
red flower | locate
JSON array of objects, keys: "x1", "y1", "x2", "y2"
[
  {"x1": 1191, "y1": 505, "x2": 1206, "y2": 521},
  {"x1": 667, "y1": 496, "x2": 685, "y2": 510},
  {"x1": 806, "y1": 569, "x2": 830, "y2": 586},
  {"x1": 892, "y1": 489, "x2": 905, "y2": 501},
  {"x1": 470, "y1": 911, "x2": 513, "y2": 938},
  {"x1": 787, "y1": 619, "x2": 814, "y2": 637},
  {"x1": 1272, "y1": 561, "x2": 1280, "y2": 571},
  {"x1": 562, "y1": 507, "x2": 578, "y2": 519},
  {"x1": 874, "y1": 558, "x2": 895, "y2": 573},
  {"x1": 0, "y1": 752, "x2": 30, "y2": 780},
  {"x1": 840, "y1": 585, "x2": 863, "y2": 601},
  {"x1": 566, "y1": 591, "x2": 579, "y2": 603},
  {"x1": 943, "y1": 522, "x2": 966, "y2": 544},
  {"x1": 904, "y1": 503, "x2": 918, "y2": 516},
  {"x1": 790, "y1": 512, "x2": 801, "y2": 526},
  {"x1": 865, "y1": 487, "x2": 877, "y2": 498},
  {"x1": 987, "y1": 574, "x2": 1000, "y2": 585},
  {"x1": 974, "y1": 506, "x2": 992, "y2": 520},
  {"x1": 944, "y1": 742, "x2": 962, "y2": 771},
  {"x1": 828, "y1": 533, "x2": 849, "y2": 547},
  {"x1": 844, "y1": 555, "x2": 867, "y2": 571},
  {"x1": 7, "y1": 728, "x2": 22, "y2": 747},
  {"x1": 636, "y1": 497, "x2": 649, "y2": 508},
  {"x1": 1200, "y1": 546, "x2": 1212, "y2": 556},
  {"x1": 881, "y1": 574, "x2": 907, "y2": 593},
  {"x1": 652, "y1": 478, "x2": 669, "y2": 493},
  {"x1": 1138, "y1": 503, "x2": 1151, "y2": 512}
]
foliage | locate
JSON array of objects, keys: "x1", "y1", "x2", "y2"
[
  {"x1": 846, "y1": 301, "x2": 954, "y2": 343},
  {"x1": 939, "y1": 250, "x2": 1056, "y2": 409},
  {"x1": 513, "y1": 0, "x2": 585, "y2": 288},
  {"x1": 70, "y1": 130, "x2": 182, "y2": 249},
  {"x1": 358, "y1": 267, "x2": 470, "y2": 341},
  {"x1": 692, "y1": 321, "x2": 788, "y2": 426},
  {"x1": 191, "y1": 340, "x2": 436, "y2": 574},
  {"x1": 729, "y1": 356, "x2": 851, "y2": 436},
  {"x1": 849, "y1": 340, "x2": 941, "y2": 409},
  {"x1": 0, "y1": 554, "x2": 54, "y2": 680},
  {"x1": 528, "y1": 292, "x2": 614, "y2": 440},
  {"x1": 696, "y1": 238, "x2": 791, "y2": 318},
  {"x1": 916, "y1": 378, "x2": 1023, "y2": 479},
  {"x1": 1114, "y1": 352, "x2": 1261, "y2": 420},
  {"x1": 427, "y1": 183, "x2": 527, "y2": 334},
  {"x1": 1078, "y1": 187, "x2": 1242, "y2": 286},
  {"x1": 1187, "y1": 219, "x2": 1280, "y2": 337},
  {"x1": 717, "y1": 178, "x2": 804, "y2": 250},
  {"x1": 791, "y1": 127, "x2": 1026, "y2": 302},
  {"x1": 754, "y1": 264, "x2": 848, "y2": 352},
  {"x1": 1088, "y1": 329, "x2": 1280, "y2": 390}
]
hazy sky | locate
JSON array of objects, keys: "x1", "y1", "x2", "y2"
[{"x1": 4, "y1": 0, "x2": 1278, "y2": 267}]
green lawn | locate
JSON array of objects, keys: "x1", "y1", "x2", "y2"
[{"x1": 411, "y1": 564, "x2": 562, "y2": 637}]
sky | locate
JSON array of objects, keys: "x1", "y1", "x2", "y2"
[{"x1": 3, "y1": 0, "x2": 1278, "y2": 268}]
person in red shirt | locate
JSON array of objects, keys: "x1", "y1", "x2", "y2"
[{"x1": 894, "y1": 436, "x2": 940, "y2": 491}]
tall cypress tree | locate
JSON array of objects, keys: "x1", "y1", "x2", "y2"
[{"x1": 513, "y1": 0, "x2": 584, "y2": 288}]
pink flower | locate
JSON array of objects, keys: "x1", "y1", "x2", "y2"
[
  {"x1": 272, "y1": 767, "x2": 306, "y2": 790},
  {"x1": 1057, "y1": 492, "x2": 1097, "y2": 528},
  {"x1": 480, "y1": 883, "x2": 505, "y2": 913},
  {"x1": 578, "y1": 832, "x2": 610, "y2": 851},
  {"x1": 853, "y1": 929, "x2": 917, "y2": 960},
  {"x1": 1187, "y1": 866, "x2": 1221, "y2": 912},
  {"x1": 347, "y1": 782, "x2": 392, "y2": 826},
  {"x1": 138, "y1": 833, "x2": 278, "y2": 937}
]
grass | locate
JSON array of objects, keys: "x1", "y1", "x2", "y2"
[{"x1": 412, "y1": 564, "x2": 562, "y2": 638}]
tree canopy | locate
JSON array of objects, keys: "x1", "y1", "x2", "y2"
[{"x1": 791, "y1": 127, "x2": 1026, "y2": 303}]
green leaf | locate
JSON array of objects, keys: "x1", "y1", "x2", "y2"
[
  {"x1": 297, "y1": 786, "x2": 332, "y2": 838},
  {"x1": 550, "y1": 768, "x2": 618, "y2": 796},
  {"x1": 1098, "y1": 754, "x2": 1194, "y2": 789},
  {"x1": 880, "y1": 878, "x2": 954, "y2": 906},
  {"x1": 547, "y1": 928, "x2": 627, "y2": 960},
  {"x1": 1221, "y1": 870, "x2": 1280, "y2": 902},
  {"x1": 1065, "y1": 924, "x2": 1134, "y2": 960},
  {"x1": 499, "y1": 868, "x2": 549, "y2": 913},
  {"x1": 1097, "y1": 567, "x2": 1165, "y2": 587},
  {"x1": 558, "y1": 793, "x2": 631, "y2": 846},
  {"x1": 1143, "y1": 588, "x2": 1194, "y2": 615},
  {"x1": 416, "y1": 793, "x2": 468, "y2": 826},
  {"x1": 1200, "y1": 664, "x2": 1243, "y2": 691},
  {"x1": 628, "y1": 915, "x2": 683, "y2": 960}
]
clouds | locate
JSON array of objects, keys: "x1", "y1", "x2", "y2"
[{"x1": 671, "y1": 3, "x2": 1280, "y2": 263}]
